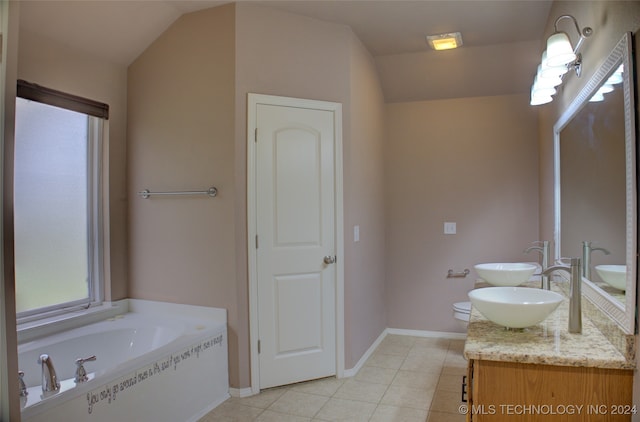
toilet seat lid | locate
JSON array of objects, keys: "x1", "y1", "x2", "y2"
[{"x1": 453, "y1": 301, "x2": 471, "y2": 313}]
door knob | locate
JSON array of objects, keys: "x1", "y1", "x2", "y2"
[{"x1": 323, "y1": 256, "x2": 336, "y2": 265}]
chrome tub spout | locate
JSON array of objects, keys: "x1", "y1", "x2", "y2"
[{"x1": 38, "y1": 354, "x2": 60, "y2": 394}]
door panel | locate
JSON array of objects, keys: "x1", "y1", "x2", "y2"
[
  {"x1": 274, "y1": 273, "x2": 322, "y2": 354},
  {"x1": 256, "y1": 103, "x2": 336, "y2": 389}
]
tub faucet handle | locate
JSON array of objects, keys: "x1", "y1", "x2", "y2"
[
  {"x1": 74, "y1": 355, "x2": 97, "y2": 383},
  {"x1": 18, "y1": 371, "x2": 28, "y2": 397}
]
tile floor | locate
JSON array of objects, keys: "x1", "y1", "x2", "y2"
[{"x1": 199, "y1": 334, "x2": 468, "y2": 421}]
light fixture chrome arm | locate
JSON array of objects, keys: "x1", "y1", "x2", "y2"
[
  {"x1": 554, "y1": 14, "x2": 593, "y2": 45},
  {"x1": 552, "y1": 15, "x2": 593, "y2": 76}
]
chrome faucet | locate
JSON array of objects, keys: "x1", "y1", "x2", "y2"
[
  {"x1": 524, "y1": 240, "x2": 550, "y2": 289},
  {"x1": 582, "y1": 241, "x2": 610, "y2": 279},
  {"x1": 75, "y1": 355, "x2": 97, "y2": 383},
  {"x1": 18, "y1": 371, "x2": 28, "y2": 397},
  {"x1": 38, "y1": 354, "x2": 60, "y2": 394},
  {"x1": 542, "y1": 257, "x2": 582, "y2": 334}
]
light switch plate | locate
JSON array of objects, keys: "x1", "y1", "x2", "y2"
[{"x1": 444, "y1": 222, "x2": 456, "y2": 234}]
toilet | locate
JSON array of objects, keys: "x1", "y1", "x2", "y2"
[{"x1": 453, "y1": 301, "x2": 472, "y2": 329}]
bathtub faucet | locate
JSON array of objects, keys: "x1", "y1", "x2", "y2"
[
  {"x1": 18, "y1": 371, "x2": 28, "y2": 397},
  {"x1": 75, "y1": 355, "x2": 97, "y2": 383},
  {"x1": 38, "y1": 354, "x2": 60, "y2": 394}
]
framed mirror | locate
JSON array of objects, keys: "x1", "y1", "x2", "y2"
[{"x1": 554, "y1": 32, "x2": 636, "y2": 334}]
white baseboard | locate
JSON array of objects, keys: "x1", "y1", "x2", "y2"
[
  {"x1": 386, "y1": 327, "x2": 467, "y2": 340},
  {"x1": 229, "y1": 387, "x2": 254, "y2": 398}
]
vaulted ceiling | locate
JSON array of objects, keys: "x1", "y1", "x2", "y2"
[{"x1": 18, "y1": 0, "x2": 553, "y2": 102}]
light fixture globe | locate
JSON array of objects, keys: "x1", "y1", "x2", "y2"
[
  {"x1": 546, "y1": 31, "x2": 576, "y2": 66},
  {"x1": 530, "y1": 94, "x2": 552, "y2": 106},
  {"x1": 540, "y1": 51, "x2": 569, "y2": 79},
  {"x1": 534, "y1": 71, "x2": 562, "y2": 88}
]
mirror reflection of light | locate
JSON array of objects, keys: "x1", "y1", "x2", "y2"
[
  {"x1": 589, "y1": 63, "x2": 623, "y2": 103},
  {"x1": 597, "y1": 84, "x2": 615, "y2": 94},
  {"x1": 589, "y1": 92, "x2": 605, "y2": 102}
]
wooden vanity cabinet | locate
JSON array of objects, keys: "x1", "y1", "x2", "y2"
[{"x1": 466, "y1": 359, "x2": 633, "y2": 421}]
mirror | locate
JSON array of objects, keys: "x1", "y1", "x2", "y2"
[{"x1": 554, "y1": 32, "x2": 636, "y2": 334}]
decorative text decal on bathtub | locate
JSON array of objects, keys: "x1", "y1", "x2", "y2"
[{"x1": 86, "y1": 333, "x2": 224, "y2": 415}]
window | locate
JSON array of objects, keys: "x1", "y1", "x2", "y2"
[{"x1": 14, "y1": 81, "x2": 108, "y2": 320}]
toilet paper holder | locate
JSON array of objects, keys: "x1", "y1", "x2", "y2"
[{"x1": 447, "y1": 269, "x2": 470, "y2": 278}]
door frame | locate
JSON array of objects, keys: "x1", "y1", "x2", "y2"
[{"x1": 247, "y1": 93, "x2": 344, "y2": 394}]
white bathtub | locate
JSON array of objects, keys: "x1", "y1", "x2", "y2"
[{"x1": 18, "y1": 300, "x2": 229, "y2": 422}]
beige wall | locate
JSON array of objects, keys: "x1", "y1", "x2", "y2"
[
  {"x1": 127, "y1": 3, "x2": 239, "y2": 381},
  {"x1": 344, "y1": 35, "x2": 387, "y2": 366},
  {"x1": 385, "y1": 94, "x2": 539, "y2": 332},
  {"x1": 17, "y1": 28, "x2": 129, "y2": 301}
]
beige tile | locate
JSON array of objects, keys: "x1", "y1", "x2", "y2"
[
  {"x1": 333, "y1": 378, "x2": 389, "y2": 403},
  {"x1": 365, "y1": 352, "x2": 406, "y2": 370},
  {"x1": 314, "y1": 397, "x2": 377, "y2": 421},
  {"x1": 429, "y1": 389, "x2": 465, "y2": 414},
  {"x1": 230, "y1": 387, "x2": 287, "y2": 409},
  {"x1": 411, "y1": 337, "x2": 451, "y2": 353},
  {"x1": 355, "y1": 365, "x2": 398, "y2": 385},
  {"x1": 392, "y1": 370, "x2": 439, "y2": 390},
  {"x1": 400, "y1": 354, "x2": 446, "y2": 373},
  {"x1": 427, "y1": 410, "x2": 467, "y2": 422},
  {"x1": 268, "y1": 390, "x2": 329, "y2": 418},
  {"x1": 369, "y1": 404, "x2": 429, "y2": 422},
  {"x1": 201, "y1": 334, "x2": 465, "y2": 422},
  {"x1": 376, "y1": 341, "x2": 413, "y2": 357},
  {"x1": 407, "y1": 344, "x2": 448, "y2": 360},
  {"x1": 382, "y1": 335, "x2": 418, "y2": 347},
  {"x1": 200, "y1": 401, "x2": 263, "y2": 421},
  {"x1": 443, "y1": 353, "x2": 468, "y2": 370},
  {"x1": 448, "y1": 340, "x2": 466, "y2": 354},
  {"x1": 441, "y1": 365, "x2": 467, "y2": 377},
  {"x1": 436, "y1": 373, "x2": 465, "y2": 393},
  {"x1": 198, "y1": 414, "x2": 236, "y2": 422},
  {"x1": 255, "y1": 410, "x2": 311, "y2": 422},
  {"x1": 380, "y1": 385, "x2": 434, "y2": 410},
  {"x1": 291, "y1": 377, "x2": 345, "y2": 396}
]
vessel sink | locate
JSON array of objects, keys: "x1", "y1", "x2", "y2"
[
  {"x1": 474, "y1": 263, "x2": 537, "y2": 286},
  {"x1": 468, "y1": 287, "x2": 564, "y2": 328},
  {"x1": 595, "y1": 265, "x2": 626, "y2": 291}
]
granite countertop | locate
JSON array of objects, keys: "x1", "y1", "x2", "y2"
[{"x1": 463, "y1": 282, "x2": 635, "y2": 370}]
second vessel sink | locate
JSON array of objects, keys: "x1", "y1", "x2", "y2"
[
  {"x1": 474, "y1": 263, "x2": 538, "y2": 286},
  {"x1": 595, "y1": 265, "x2": 626, "y2": 291},
  {"x1": 468, "y1": 286, "x2": 564, "y2": 328}
]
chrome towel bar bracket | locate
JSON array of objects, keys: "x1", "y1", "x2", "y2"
[
  {"x1": 447, "y1": 269, "x2": 470, "y2": 278},
  {"x1": 138, "y1": 186, "x2": 218, "y2": 199}
]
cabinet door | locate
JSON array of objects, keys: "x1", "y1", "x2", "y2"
[{"x1": 471, "y1": 360, "x2": 633, "y2": 421}]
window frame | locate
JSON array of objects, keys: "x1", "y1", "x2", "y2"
[{"x1": 14, "y1": 82, "x2": 108, "y2": 323}]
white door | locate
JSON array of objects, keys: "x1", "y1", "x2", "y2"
[{"x1": 251, "y1": 96, "x2": 340, "y2": 390}]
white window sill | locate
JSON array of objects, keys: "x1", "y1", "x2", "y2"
[{"x1": 17, "y1": 300, "x2": 128, "y2": 344}]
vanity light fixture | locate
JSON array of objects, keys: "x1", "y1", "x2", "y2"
[
  {"x1": 426, "y1": 32, "x2": 463, "y2": 51},
  {"x1": 530, "y1": 15, "x2": 593, "y2": 106}
]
